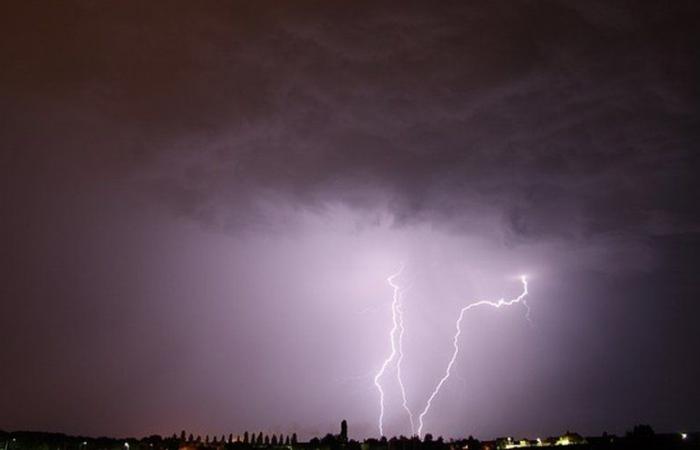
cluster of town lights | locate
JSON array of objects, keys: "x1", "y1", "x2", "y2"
[{"x1": 496, "y1": 432, "x2": 691, "y2": 448}]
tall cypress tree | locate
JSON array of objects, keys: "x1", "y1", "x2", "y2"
[{"x1": 340, "y1": 420, "x2": 348, "y2": 442}]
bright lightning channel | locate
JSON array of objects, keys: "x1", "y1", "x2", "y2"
[
  {"x1": 415, "y1": 276, "x2": 529, "y2": 437},
  {"x1": 396, "y1": 294, "x2": 416, "y2": 436},
  {"x1": 373, "y1": 266, "x2": 403, "y2": 437}
]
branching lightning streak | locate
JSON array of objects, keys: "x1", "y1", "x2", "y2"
[
  {"x1": 415, "y1": 276, "x2": 529, "y2": 437},
  {"x1": 396, "y1": 298, "x2": 416, "y2": 436},
  {"x1": 373, "y1": 266, "x2": 403, "y2": 437},
  {"x1": 523, "y1": 298, "x2": 533, "y2": 325}
]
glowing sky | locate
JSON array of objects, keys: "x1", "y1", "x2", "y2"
[{"x1": 1, "y1": 0, "x2": 699, "y2": 441}]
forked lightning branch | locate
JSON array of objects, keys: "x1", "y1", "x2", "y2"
[{"x1": 373, "y1": 268, "x2": 530, "y2": 438}]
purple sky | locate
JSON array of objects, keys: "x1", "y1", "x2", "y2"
[{"x1": 1, "y1": 0, "x2": 699, "y2": 441}]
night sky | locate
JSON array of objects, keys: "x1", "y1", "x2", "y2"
[{"x1": 1, "y1": 0, "x2": 699, "y2": 442}]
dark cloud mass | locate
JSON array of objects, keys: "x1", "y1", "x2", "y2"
[{"x1": 1, "y1": 0, "x2": 699, "y2": 441}]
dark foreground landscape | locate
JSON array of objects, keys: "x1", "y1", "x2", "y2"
[{"x1": 2, "y1": 422, "x2": 697, "y2": 450}]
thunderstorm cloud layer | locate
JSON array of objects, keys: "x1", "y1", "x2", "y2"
[{"x1": 1, "y1": 0, "x2": 699, "y2": 442}]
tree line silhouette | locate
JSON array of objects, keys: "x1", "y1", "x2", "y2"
[{"x1": 1, "y1": 422, "x2": 696, "y2": 450}]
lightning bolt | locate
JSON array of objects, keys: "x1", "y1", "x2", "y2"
[
  {"x1": 396, "y1": 295, "x2": 416, "y2": 436},
  {"x1": 373, "y1": 266, "x2": 403, "y2": 437},
  {"x1": 523, "y1": 298, "x2": 533, "y2": 325},
  {"x1": 415, "y1": 276, "x2": 529, "y2": 437}
]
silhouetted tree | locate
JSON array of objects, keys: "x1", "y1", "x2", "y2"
[
  {"x1": 272, "y1": 436, "x2": 278, "y2": 446},
  {"x1": 423, "y1": 434, "x2": 433, "y2": 444},
  {"x1": 205, "y1": 435, "x2": 210, "y2": 445},
  {"x1": 321, "y1": 434, "x2": 336, "y2": 446},
  {"x1": 291, "y1": 434, "x2": 297, "y2": 446},
  {"x1": 340, "y1": 421, "x2": 348, "y2": 443},
  {"x1": 284, "y1": 436, "x2": 290, "y2": 446},
  {"x1": 244, "y1": 433, "x2": 249, "y2": 444},
  {"x1": 257, "y1": 433, "x2": 263, "y2": 446},
  {"x1": 627, "y1": 425, "x2": 655, "y2": 440},
  {"x1": 188, "y1": 434, "x2": 194, "y2": 443},
  {"x1": 465, "y1": 435, "x2": 479, "y2": 450},
  {"x1": 180, "y1": 432, "x2": 186, "y2": 442}
]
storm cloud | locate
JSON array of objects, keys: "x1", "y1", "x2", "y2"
[{"x1": 1, "y1": 0, "x2": 699, "y2": 441}]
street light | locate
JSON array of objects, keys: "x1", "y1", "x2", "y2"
[{"x1": 681, "y1": 433, "x2": 688, "y2": 440}]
